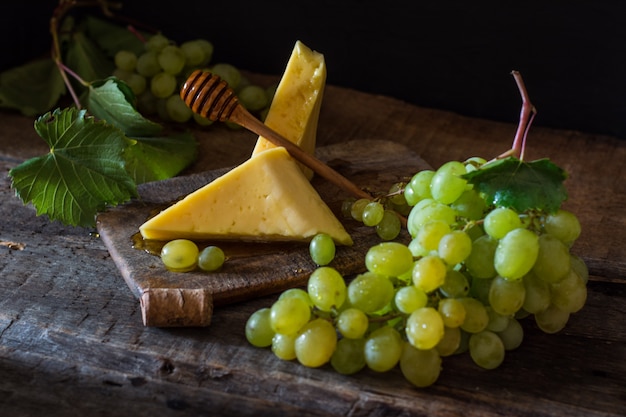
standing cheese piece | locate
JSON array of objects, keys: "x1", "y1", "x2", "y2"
[
  {"x1": 139, "y1": 147, "x2": 352, "y2": 246},
  {"x1": 251, "y1": 40, "x2": 326, "y2": 180}
]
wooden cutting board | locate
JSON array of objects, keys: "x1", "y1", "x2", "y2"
[{"x1": 96, "y1": 140, "x2": 431, "y2": 327}]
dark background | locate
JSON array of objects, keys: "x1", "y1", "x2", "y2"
[{"x1": 3, "y1": 1, "x2": 626, "y2": 139}]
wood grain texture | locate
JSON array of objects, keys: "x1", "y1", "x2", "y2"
[{"x1": 0, "y1": 76, "x2": 624, "y2": 416}]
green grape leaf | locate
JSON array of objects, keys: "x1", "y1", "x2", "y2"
[
  {"x1": 124, "y1": 132, "x2": 198, "y2": 184},
  {"x1": 9, "y1": 107, "x2": 137, "y2": 227},
  {"x1": 462, "y1": 157, "x2": 568, "y2": 213},
  {"x1": 82, "y1": 15, "x2": 147, "y2": 56},
  {"x1": 87, "y1": 77, "x2": 163, "y2": 137},
  {"x1": 0, "y1": 58, "x2": 66, "y2": 116},
  {"x1": 65, "y1": 29, "x2": 116, "y2": 84}
]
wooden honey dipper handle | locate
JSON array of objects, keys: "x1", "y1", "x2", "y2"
[{"x1": 180, "y1": 69, "x2": 372, "y2": 200}]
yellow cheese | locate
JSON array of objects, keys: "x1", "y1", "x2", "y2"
[
  {"x1": 139, "y1": 147, "x2": 353, "y2": 246},
  {"x1": 251, "y1": 40, "x2": 326, "y2": 180}
]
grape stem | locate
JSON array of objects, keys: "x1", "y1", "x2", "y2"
[{"x1": 495, "y1": 71, "x2": 537, "y2": 161}]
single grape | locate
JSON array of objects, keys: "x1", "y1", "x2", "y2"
[
  {"x1": 485, "y1": 306, "x2": 510, "y2": 332},
  {"x1": 145, "y1": 33, "x2": 170, "y2": 52},
  {"x1": 150, "y1": 71, "x2": 177, "y2": 98},
  {"x1": 336, "y1": 307, "x2": 369, "y2": 339},
  {"x1": 437, "y1": 298, "x2": 466, "y2": 328},
  {"x1": 439, "y1": 269, "x2": 470, "y2": 298},
  {"x1": 412, "y1": 254, "x2": 447, "y2": 293},
  {"x1": 451, "y1": 189, "x2": 486, "y2": 220},
  {"x1": 309, "y1": 233, "x2": 336, "y2": 266},
  {"x1": 245, "y1": 308, "x2": 275, "y2": 347},
  {"x1": 347, "y1": 272, "x2": 394, "y2": 313},
  {"x1": 488, "y1": 275, "x2": 526, "y2": 316},
  {"x1": 194, "y1": 39, "x2": 214, "y2": 66},
  {"x1": 532, "y1": 233, "x2": 571, "y2": 283},
  {"x1": 307, "y1": 266, "x2": 346, "y2": 312},
  {"x1": 238, "y1": 85, "x2": 269, "y2": 112},
  {"x1": 416, "y1": 220, "x2": 450, "y2": 252},
  {"x1": 522, "y1": 271, "x2": 552, "y2": 314},
  {"x1": 114, "y1": 50, "x2": 137, "y2": 71},
  {"x1": 399, "y1": 344, "x2": 442, "y2": 388},
  {"x1": 544, "y1": 209, "x2": 581, "y2": 245},
  {"x1": 376, "y1": 210, "x2": 401, "y2": 240},
  {"x1": 278, "y1": 288, "x2": 314, "y2": 307},
  {"x1": 271, "y1": 332, "x2": 297, "y2": 360},
  {"x1": 464, "y1": 234, "x2": 498, "y2": 279},
  {"x1": 210, "y1": 62, "x2": 242, "y2": 89},
  {"x1": 136, "y1": 51, "x2": 162, "y2": 77},
  {"x1": 269, "y1": 296, "x2": 311, "y2": 335},
  {"x1": 350, "y1": 198, "x2": 370, "y2": 222},
  {"x1": 469, "y1": 277, "x2": 493, "y2": 306},
  {"x1": 158, "y1": 45, "x2": 186, "y2": 75},
  {"x1": 407, "y1": 199, "x2": 456, "y2": 238},
  {"x1": 404, "y1": 170, "x2": 434, "y2": 206},
  {"x1": 198, "y1": 245, "x2": 225, "y2": 272},
  {"x1": 365, "y1": 242, "x2": 414, "y2": 277},
  {"x1": 534, "y1": 304, "x2": 570, "y2": 333},
  {"x1": 469, "y1": 330, "x2": 505, "y2": 370},
  {"x1": 394, "y1": 285, "x2": 428, "y2": 314},
  {"x1": 330, "y1": 337, "x2": 366, "y2": 375},
  {"x1": 364, "y1": 326, "x2": 404, "y2": 372},
  {"x1": 436, "y1": 326, "x2": 462, "y2": 357},
  {"x1": 497, "y1": 317, "x2": 524, "y2": 350},
  {"x1": 387, "y1": 182, "x2": 407, "y2": 206},
  {"x1": 549, "y1": 268, "x2": 587, "y2": 313},
  {"x1": 405, "y1": 307, "x2": 445, "y2": 350},
  {"x1": 294, "y1": 318, "x2": 337, "y2": 367},
  {"x1": 165, "y1": 94, "x2": 193, "y2": 123},
  {"x1": 160, "y1": 239, "x2": 198, "y2": 272},
  {"x1": 457, "y1": 297, "x2": 489, "y2": 333},
  {"x1": 362, "y1": 201, "x2": 385, "y2": 226},
  {"x1": 430, "y1": 161, "x2": 467, "y2": 204},
  {"x1": 570, "y1": 254, "x2": 589, "y2": 284},
  {"x1": 484, "y1": 207, "x2": 522, "y2": 239},
  {"x1": 438, "y1": 230, "x2": 472, "y2": 265},
  {"x1": 494, "y1": 228, "x2": 540, "y2": 280},
  {"x1": 180, "y1": 39, "x2": 208, "y2": 67},
  {"x1": 193, "y1": 112, "x2": 214, "y2": 127}
]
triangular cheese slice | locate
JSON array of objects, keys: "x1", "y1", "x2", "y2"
[
  {"x1": 251, "y1": 40, "x2": 326, "y2": 180},
  {"x1": 139, "y1": 147, "x2": 353, "y2": 246}
]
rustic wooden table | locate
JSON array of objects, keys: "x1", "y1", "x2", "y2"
[{"x1": 1, "y1": 75, "x2": 624, "y2": 417}]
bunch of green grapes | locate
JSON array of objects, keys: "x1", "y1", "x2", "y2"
[
  {"x1": 246, "y1": 157, "x2": 588, "y2": 388},
  {"x1": 112, "y1": 33, "x2": 274, "y2": 126}
]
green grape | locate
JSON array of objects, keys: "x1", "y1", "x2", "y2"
[
  {"x1": 192, "y1": 112, "x2": 214, "y2": 127},
  {"x1": 210, "y1": 62, "x2": 242, "y2": 89},
  {"x1": 570, "y1": 254, "x2": 589, "y2": 284},
  {"x1": 376, "y1": 210, "x2": 402, "y2": 240},
  {"x1": 544, "y1": 209, "x2": 581, "y2": 245},
  {"x1": 494, "y1": 228, "x2": 539, "y2": 280},
  {"x1": 464, "y1": 156, "x2": 487, "y2": 170},
  {"x1": 245, "y1": 308, "x2": 275, "y2": 347},
  {"x1": 469, "y1": 277, "x2": 493, "y2": 306},
  {"x1": 388, "y1": 182, "x2": 407, "y2": 206},
  {"x1": 278, "y1": 288, "x2": 314, "y2": 307},
  {"x1": 450, "y1": 189, "x2": 486, "y2": 220},
  {"x1": 361, "y1": 201, "x2": 385, "y2": 226},
  {"x1": 457, "y1": 297, "x2": 489, "y2": 333},
  {"x1": 404, "y1": 170, "x2": 434, "y2": 206},
  {"x1": 114, "y1": 50, "x2": 137, "y2": 71},
  {"x1": 336, "y1": 307, "x2": 369, "y2": 339},
  {"x1": 350, "y1": 198, "x2": 370, "y2": 222},
  {"x1": 497, "y1": 317, "x2": 524, "y2": 350},
  {"x1": 464, "y1": 234, "x2": 498, "y2": 279},
  {"x1": 407, "y1": 199, "x2": 456, "y2": 238},
  {"x1": 535, "y1": 304, "x2": 570, "y2": 333},
  {"x1": 238, "y1": 85, "x2": 269, "y2": 112},
  {"x1": 145, "y1": 33, "x2": 170, "y2": 52},
  {"x1": 437, "y1": 298, "x2": 466, "y2": 328},
  {"x1": 365, "y1": 242, "x2": 414, "y2": 277},
  {"x1": 194, "y1": 39, "x2": 214, "y2": 66},
  {"x1": 160, "y1": 239, "x2": 198, "y2": 271},
  {"x1": 271, "y1": 332, "x2": 297, "y2": 360},
  {"x1": 394, "y1": 285, "x2": 428, "y2": 314},
  {"x1": 269, "y1": 296, "x2": 311, "y2": 335},
  {"x1": 549, "y1": 268, "x2": 587, "y2": 313},
  {"x1": 150, "y1": 71, "x2": 177, "y2": 98},
  {"x1": 438, "y1": 230, "x2": 472, "y2": 265},
  {"x1": 330, "y1": 337, "x2": 366, "y2": 375},
  {"x1": 416, "y1": 220, "x2": 450, "y2": 251},
  {"x1": 157, "y1": 45, "x2": 186, "y2": 75},
  {"x1": 412, "y1": 254, "x2": 447, "y2": 293},
  {"x1": 488, "y1": 275, "x2": 526, "y2": 316},
  {"x1": 112, "y1": 69, "x2": 146, "y2": 96},
  {"x1": 165, "y1": 94, "x2": 193, "y2": 123},
  {"x1": 522, "y1": 271, "x2": 551, "y2": 314},
  {"x1": 364, "y1": 326, "x2": 403, "y2": 372},
  {"x1": 294, "y1": 318, "x2": 337, "y2": 367},
  {"x1": 532, "y1": 233, "x2": 571, "y2": 283},
  {"x1": 407, "y1": 237, "x2": 429, "y2": 258},
  {"x1": 307, "y1": 266, "x2": 346, "y2": 312},
  {"x1": 405, "y1": 307, "x2": 445, "y2": 350},
  {"x1": 309, "y1": 233, "x2": 336, "y2": 266},
  {"x1": 136, "y1": 51, "x2": 162, "y2": 77},
  {"x1": 484, "y1": 207, "x2": 522, "y2": 239},
  {"x1": 399, "y1": 344, "x2": 442, "y2": 388},
  {"x1": 484, "y1": 306, "x2": 509, "y2": 333},
  {"x1": 430, "y1": 161, "x2": 467, "y2": 204},
  {"x1": 439, "y1": 269, "x2": 470, "y2": 298},
  {"x1": 436, "y1": 326, "x2": 461, "y2": 357},
  {"x1": 180, "y1": 39, "x2": 208, "y2": 67},
  {"x1": 469, "y1": 330, "x2": 505, "y2": 370},
  {"x1": 347, "y1": 272, "x2": 394, "y2": 313},
  {"x1": 197, "y1": 245, "x2": 225, "y2": 272}
]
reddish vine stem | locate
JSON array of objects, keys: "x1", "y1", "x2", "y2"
[{"x1": 495, "y1": 70, "x2": 537, "y2": 161}]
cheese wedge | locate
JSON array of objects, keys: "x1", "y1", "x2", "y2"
[
  {"x1": 139, "y1": 147, "x2": 353, "y2": 245},
  {"x1": 251, "y1": 40, "x2": 326, "y2": 180}
]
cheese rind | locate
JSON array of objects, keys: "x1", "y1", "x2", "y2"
[
  {"x1": 251, "y1": 40, "x2": 326, "y2": 179},
  {"x1": 139, "y1": 147, "x2": 353, "y2": 246}
]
